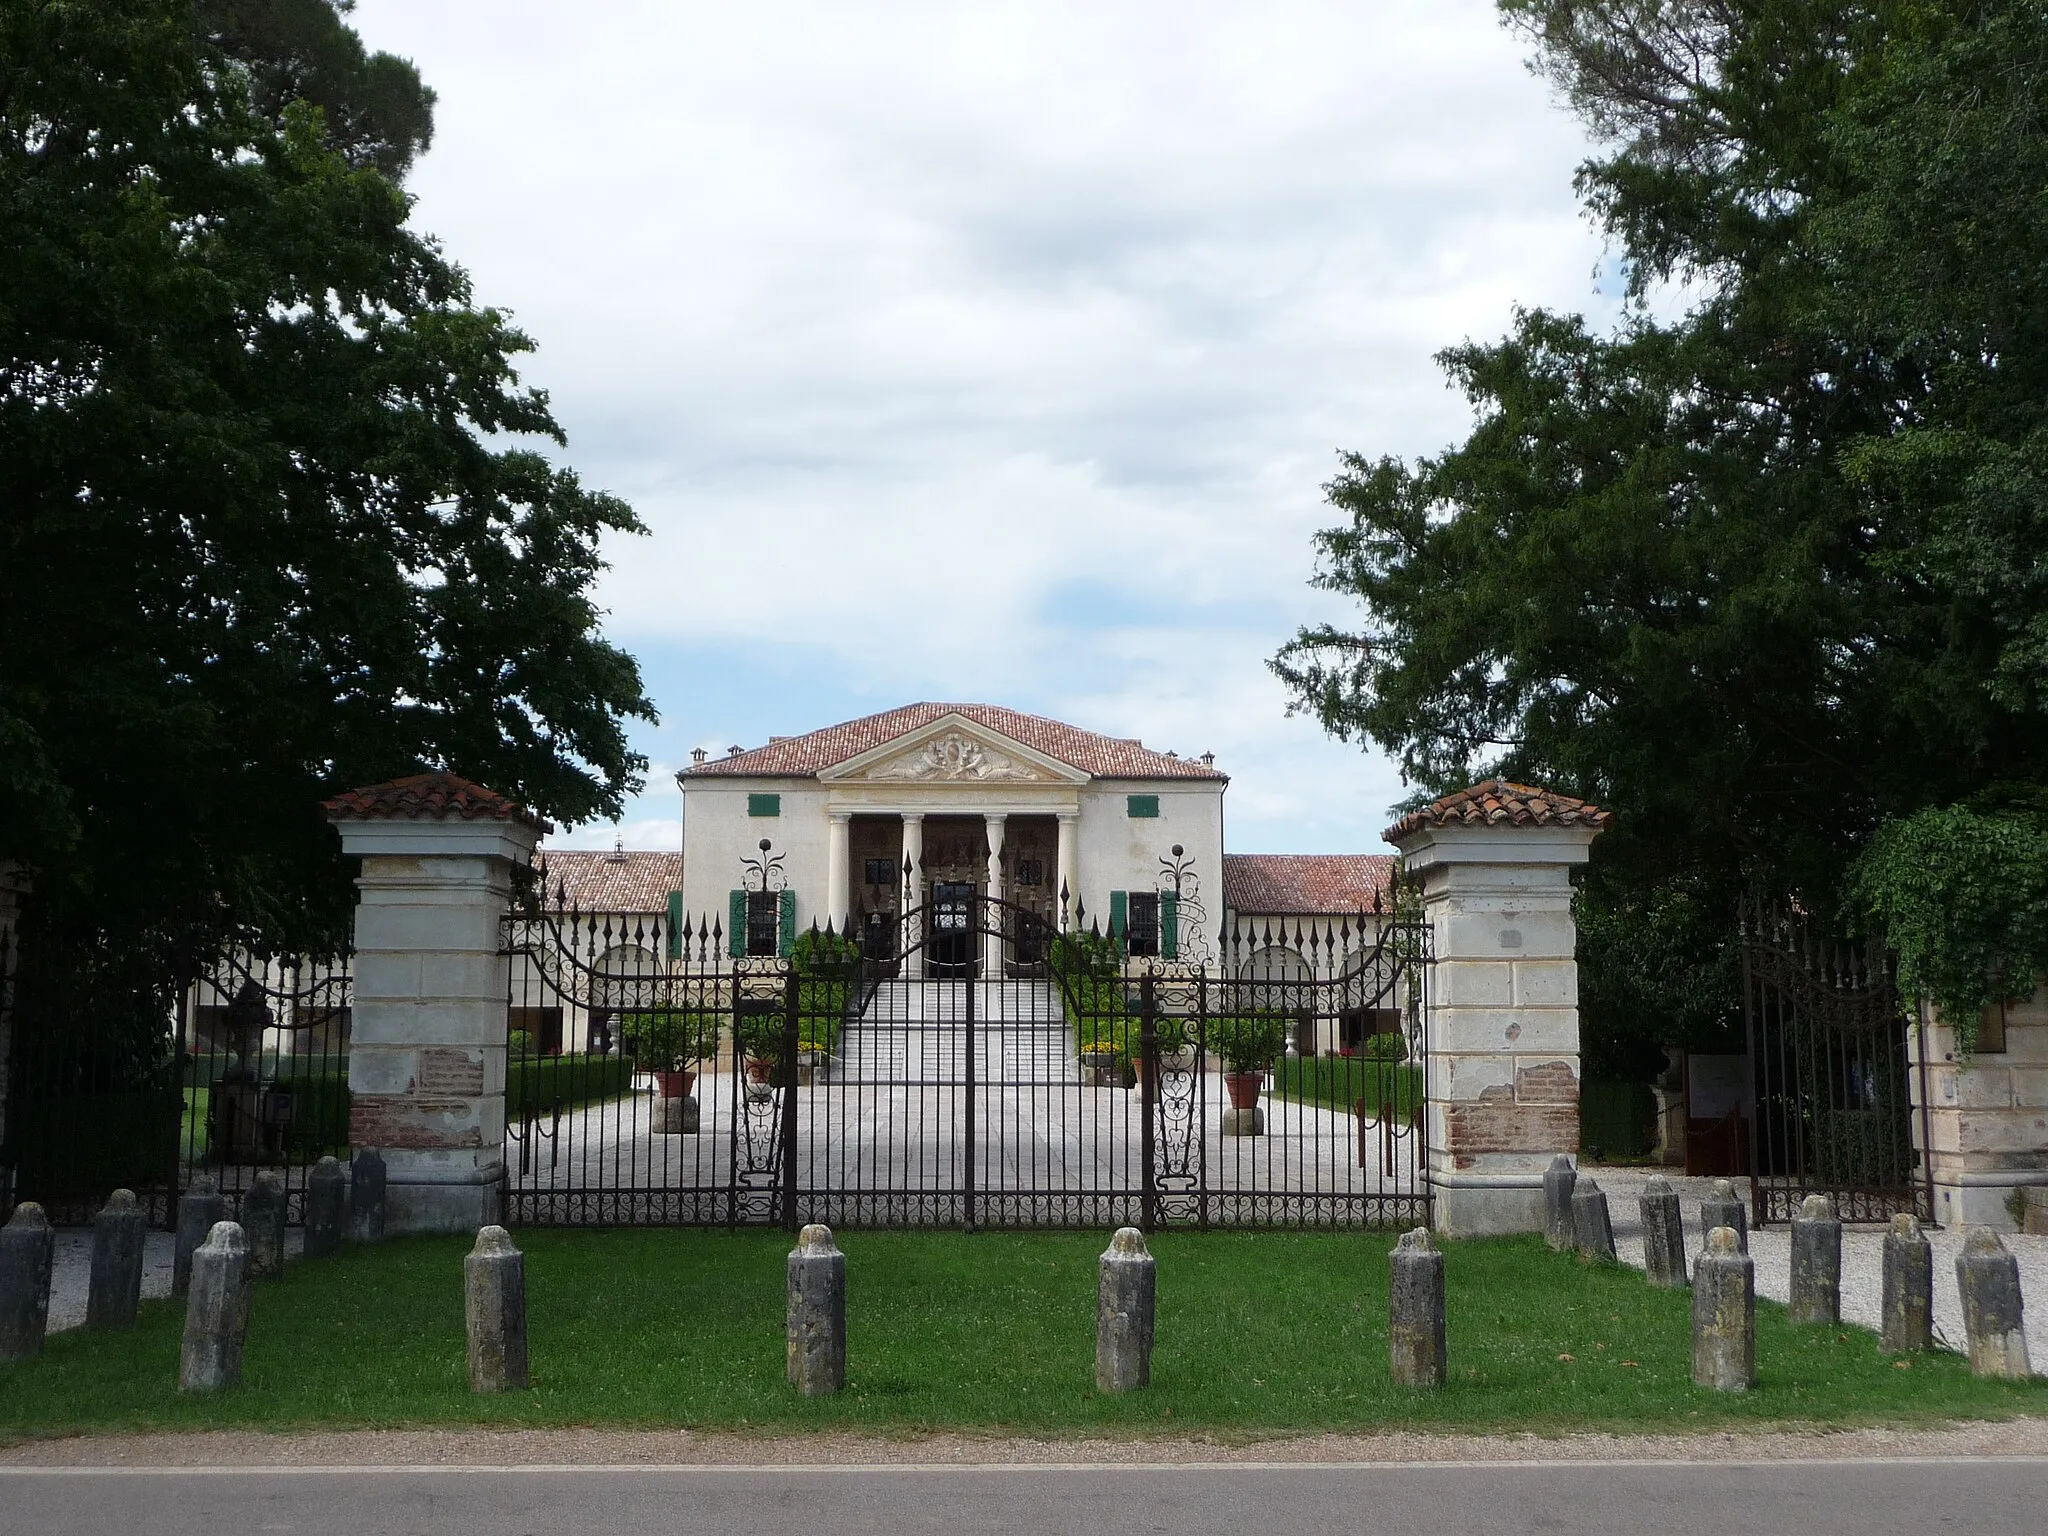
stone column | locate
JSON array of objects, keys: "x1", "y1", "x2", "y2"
[
  {"x1": 1388, "y1": 1228, "x2": 1447, "y2": 1388},
  {"x1": 1056, "y1": 811, "x2": 1080, "y2": 930},
  {"x1": 1957, "y1": 1228, "x2": 2031, "y2": 1379},
  {"x1": 87, "y1": 1190, "x2": 146, "y2": 1330},
  {"x1": 901, "y1": 813, "x2": 925, "y2": 980},
  {"x1": 174, "y1": 1178, "x2": 226, "y2": 1296},
  {"x1": 465, "y1": 1225, "x2": 530, "y2": 1392},
  {"x1": 1096, "y1": 1227, "x2": 1156, "y2": 1393},
  {"x1": 1385, "y1": 782, "x2": 1608, "y2": 1237},
  {"x1": 983, "y1": 813, "x2": 1007, "y2": 978},
  {"x1": 326, "y1": 773, "x2": 546, "y2": 1236},
  {"x1": 787, "y1": 1223, "x2": 847, "y2": 1396},
  {"x1": 1910, "y1": 990, "x2": 2048, "y2": 1230},
  {"x1": 178, "y1": 1221, "x2": 249, "y2": 1393},
  {"x1": 1691, "y1": 1226, "x2": 1756, "y2": 1391},
  {"x1": 826, "y1": 812, "x2": 852, "y2": 932},
  {"x1": 1789, "y1": 1194, "x2": 1842, "y2": 1326}
]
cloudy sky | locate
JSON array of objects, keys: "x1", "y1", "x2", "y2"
[{"x1": 352, "y1": 0, "x2": 1620, "y2": 855}]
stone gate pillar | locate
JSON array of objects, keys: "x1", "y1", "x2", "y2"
[
  {"x1": 325, "y1": 774, "x2": 548, "y2": 1235},
  {"x1": 1386, "y1": 781, "x2": 1609, "y2": 1238}
]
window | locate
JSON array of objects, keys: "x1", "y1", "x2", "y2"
[
  {"x1": 1126, "y1": 794, "x2": 1159, "y2": 818},
  {"x1": 746, "y1": 890, "x2": 781, "y2": 956},
  {"x1": 747, "y1": 793, "x2": 781, "y2": 817},
  {"x1": 1014, "y1": 857, "x2": 1044, "y2": 888},
  {"x1": 1979, "y1": 999, "x2": 2010, "y2": 1054},
  {"x1": 1127, "y1": 891, "x2": 1160, "y2": 957},
  {"x1": 863, "y1": 857, "x2": 897, "y2": 888}
]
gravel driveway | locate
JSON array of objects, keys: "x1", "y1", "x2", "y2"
[{"x1": 1584, "y1": 1165, "x2": 2047, "y2": 1374}]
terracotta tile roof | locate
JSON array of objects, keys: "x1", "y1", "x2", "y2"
[
  {"x1": 682, "y1": 703, "x2": 1226, "y2": 780},
  {"x1": 323, "y1": 771, "x2": 553, "y2": 833},
  {"x1": 532, "y1": 849, "x2": 683, "y2": 914},
  {"x1": 1222, "y1": 853, "x2": 1395, "y2": 915},
  {"x1": 1383, "y1": 778, "x2": 1610, "y2": 842}
]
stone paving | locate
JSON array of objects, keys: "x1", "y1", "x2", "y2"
[{"x1": 1587, "y1": 1165, "x2": 2048, "y2": 1375}]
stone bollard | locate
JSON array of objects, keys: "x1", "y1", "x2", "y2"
[
  {"x1": 1691, "y1": 1225, "x2": 1755, "y2": 1391},
  {"x1": 1542, "y1": 1154, "x2": 1577, "y2": 1252},
  {"x1": 242, "y1": 1168, "x2": 286, "y2": 1279},
  {"x1": 174, "y1": 1178, "x2": 227, "y2": 1297},
  {"x1": 305, "y1": 1157, "x2": 347, "y2": 1259},
  {"x1": 350, "y1": 1149, "x2": 386, "y2": 1244},
  {"x1": 1789, "y1": 1194, "x2": 1842, "y2": 1326},
  {"x1": 1096, "y1": 1226, "x2": 1157, "y2": 1393},
  {"x1": 1956, "y1": 1228, "x2": 2031, "y2": 1379},
  {"x1": 0, "y1": 1202, "x2": 55, "y2": 1363},
  {"x1": 1570, "y1": 1179, "x2": 1616, "y2": 1262},
  {"x1": 786, "y1": 1223, "x2": 847, "y2": 1396},
  {"x1": 178, "y1": 1221, "x2": 251, "y2": 1393},
  {"x1": 1388, "y1": 1228, "x2": 1447, "y2": 1388},
  {"x1": 1640, "y1": 1177, "x2": 1688, "y2": 1289},
  {"x1": 1880, "y1": 1212, "x2": 1933, "y2": 1354},
  {"x1": 464, "y1": 1225, "x2": 530, "y2": 1393},
  {"x1": 87, "y1": 1189, "x2": 147, "y2": 1330},
  {"x1": 1699, "y1": 1178, "x2": 1748, "y2": 1253}
]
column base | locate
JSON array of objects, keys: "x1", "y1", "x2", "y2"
[
  {"x1": 382, "y1": 1153, "x2": 504, "y2": 1236},
  {"x1": 1430, "y1": 1174, "x2": 1546, "y2": 1238}
]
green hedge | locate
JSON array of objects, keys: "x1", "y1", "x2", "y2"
[
  {"x1": 1271, "y1": 1056, "x2": 1425, "y2": 1120},
  {"x1": 506, "y1": 1053, "x2": 635, "y2": 1118},
  {"x1": 1579, "y1": 1078, "x2": 1656, "y2": 1160}
]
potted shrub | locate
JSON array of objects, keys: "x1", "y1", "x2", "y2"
[
  {"x1": 736, "y1": 1005, "x2": 784, "y2": 1084},
  {"x1": 1213, "y1": 1013, "x2": 1287, "y2": 1111},
  {"x1": 619, "y1": 1012, "x2": 716, "y2": 1098}
]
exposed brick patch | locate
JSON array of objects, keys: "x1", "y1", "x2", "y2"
[
  {"x1": 1515, "y1": 1060, "x2": 1581, "y2": 1105},
  {"x1": 417, "y1": 1048, "x2": 485, "y2": 1096},
  {"x1": 349, "y1": 1097, "x2": 484, "y2": 1149}
]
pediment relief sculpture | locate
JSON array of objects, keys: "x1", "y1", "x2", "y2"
[{"x1": 862, "y1": 732, "x2": 1052, "y2": 783}]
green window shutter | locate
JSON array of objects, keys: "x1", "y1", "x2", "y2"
[
  {"x1": 1109, "y1": 889, "x2": 1127, "y2": 953},
  {"x1": 667, "y1": 891, "x2": 685, "y2": 960},
  {"x1": 728, "y1": 889, "x2": 746, "y2": 957},
  {"x1": 1126, "y1": 794, "x2": 1159, "y2": 818},
  {"x1": 779, "y1": 889, "x2": 797, "y2": 955},
  {"x1": 748, "y1": 793, "x2": 781, "y2": 817},
  {"x1": 1161, "y1": 892, "x2": 1179, "y2": 960}
]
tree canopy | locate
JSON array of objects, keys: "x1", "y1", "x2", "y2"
[
  {"x1": 0, "y1": 0, "x2": 653, "y2": 964},
  {"x1": 1275, "y1": 1, "x2": 2048, "y2": 1054}
]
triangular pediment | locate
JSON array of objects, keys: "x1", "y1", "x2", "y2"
[{"x1": 820, "y1": 713, "x2": 1088, "y2": 785}]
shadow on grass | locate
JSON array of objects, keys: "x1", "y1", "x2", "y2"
[{"x1": 2, "y1": 1229, "x2": 2041, "y2": 1441}]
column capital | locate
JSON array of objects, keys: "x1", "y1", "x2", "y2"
[{"x1": 828, "y1": 810, "x2": 853, "y2": 825}]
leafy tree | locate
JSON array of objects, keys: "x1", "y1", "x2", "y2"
[
  {"x1": 1274, "y1": 1, "x2": 2048, "y2": 1058},
  {"x1": 197, "y1": 0, "x2": 435, "y2": 179},
  {"x1": 0, "y1": 0, "x2": 653, "y2": 982}
]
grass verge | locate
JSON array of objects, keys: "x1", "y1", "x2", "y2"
[{"x1": 2, "y1": 1229, "x2": 2040, "y2": 1441}]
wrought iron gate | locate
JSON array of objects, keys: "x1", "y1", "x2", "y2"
[
  {"x1": 500, "y1": 862, "x2": 1429, "y2": 1231},
  {"x1": 0, "y1": 899, "x2": 349, "y2": 1227},
  {"x1": 1741, "y1": 905, "x2": 1931, "y2": 1224}
]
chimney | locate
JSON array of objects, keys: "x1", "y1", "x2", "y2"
[
  {"x1": 691, "y1": 747, "x2": 707, "y2": 766},
  {"x1": 1200, "y1": 751, "x2": 1215, "y2": 768},
  {"x1": 727, "y1": 744, "x2": 743, "y2": 757}
]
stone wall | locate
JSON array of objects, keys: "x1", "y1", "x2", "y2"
[{"x1": 1912, "y1": 983, "x2": 2048, "y2": 1230}]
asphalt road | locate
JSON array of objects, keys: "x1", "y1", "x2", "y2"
[{"x1": 4, "y1": 1459, "x2": 2045, "y2": 1536}]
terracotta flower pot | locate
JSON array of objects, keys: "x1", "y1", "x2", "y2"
[
  {"x1": 1223, "y1": 1071, "x2": 1266, "y2": 1111},
  {"x1": 654, "y1": 1068, "x2": 697, "y2": 1100},
  {"x1": 744, "y1": 1057, "x2": 775, "y2": 1084}
]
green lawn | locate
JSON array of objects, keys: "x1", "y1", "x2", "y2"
[
  {"x1": 1271, "y1": 1056, "x2": 1425, "y2": 1120},
  {"x1": 1, "y1": 1229, "x2": 2040, "y2": 1442}
]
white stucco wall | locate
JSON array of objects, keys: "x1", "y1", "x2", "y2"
[
  {"x1": 681, "y1": 778, "x2": 832, "y2": 936},
  {"x1": 680, "y1": 772, "x2": 1225, "y2": 942}
]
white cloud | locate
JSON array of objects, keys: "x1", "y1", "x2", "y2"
[{"x1": 354, "y1": 0, "x2": 1612, "y2": 852}]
